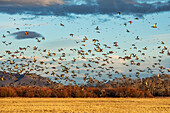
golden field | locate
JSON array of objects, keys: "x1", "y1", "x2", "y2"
[{"x1": 0, "y1": 98, "x2": 169, "y2": 113}]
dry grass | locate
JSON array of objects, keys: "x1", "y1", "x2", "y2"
[{"x1": 0, "y1": 98, "x2": 169, "y2": 113}]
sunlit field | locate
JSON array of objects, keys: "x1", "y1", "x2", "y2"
[
  {"x1": 0, "y1": 98, "x2": 169, "y2": 113},
  {"x1": 0, "y1": 1, "x2": 170, "y2": 113}
]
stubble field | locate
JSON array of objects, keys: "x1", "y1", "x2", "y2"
[{"x1": 0, "y1": 98, "x2": 169, "y2": 113}]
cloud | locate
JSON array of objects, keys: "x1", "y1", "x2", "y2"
[
  {"x1": 21, "y1": 16, "x2": 38, "y2": 20},
  {"x1": 0, "y1": 0, "x2": 169, "y2": 16},
  {"x1": 11, "y1": 31, "x2": 42, "y2": 39},
  {"x1": 95, "y1": 0, "x2": 170, "y2": 16},
  {"x1": 0, "y1": 0, "x2": 64, "y2": 6}
]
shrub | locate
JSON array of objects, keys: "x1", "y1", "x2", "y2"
[
  {"x1": 0, "y1": 86, "x2": 154, "y2": 98},
  {"x1": 0, "y1": 87, "x2": 17, "y2": 97}
]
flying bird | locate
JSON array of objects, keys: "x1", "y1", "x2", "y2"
[
  {"x1": 152, "y1": 23, "x2": 157, "y2": 28},
  {"x1": 25, "y1": 31, "x2": 29, "y2": 35}
]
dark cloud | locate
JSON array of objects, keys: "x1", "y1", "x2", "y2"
[
  {"x1": 11, "y1": 31, "x2": 42, "y2": 40},
  {"x1": 21, "y1": 16, "x2": 39, "y2": 20},
  {"x1": 0, "y1": 0, "x2": 169, "y2": 16},
  {"x1": 0, "y1": 0, "x2": 64, "y2": 6}
]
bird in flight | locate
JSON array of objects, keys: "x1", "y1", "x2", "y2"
[
  {"x1": 152, "y1": 23, "x2": 157, "y2": 28},
  {"x1": 25, "y1": 31, "x2": 29, "y2": 35}
]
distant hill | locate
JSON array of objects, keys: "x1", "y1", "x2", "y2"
[{"x1": 0, "y1": 71, "x2": 62, "y2": 88}]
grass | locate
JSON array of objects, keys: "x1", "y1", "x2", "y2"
[{"x1": 0, "y1": 98, "x2": 169, "y2": 113}]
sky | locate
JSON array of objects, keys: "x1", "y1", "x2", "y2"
[{"x1": 0, "y1": 0, "x2": 170, "y2": 85}]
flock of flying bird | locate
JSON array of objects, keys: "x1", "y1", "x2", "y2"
[{"x1": 0, "y1": 12, "x2": 170, "y2": 85}]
